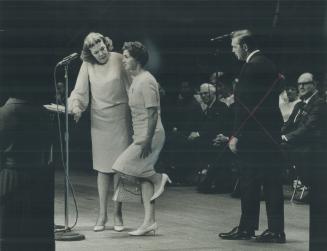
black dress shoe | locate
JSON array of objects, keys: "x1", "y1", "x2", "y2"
[
  {"x1": 219, "y1": 226, "x2": 255, "y2": 240},
  {"x1": 255, "y1": 229, "x2": 286, "y2": 243},
  {"x1": 218, "y1": 226, "x2": 239, "y2": 238}
]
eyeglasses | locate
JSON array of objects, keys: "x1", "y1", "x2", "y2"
[{"x1": 297, "y1": 81, "x2": 314, "y2": 86}]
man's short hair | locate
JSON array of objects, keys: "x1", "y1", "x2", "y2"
[
  {"x1": 297, "y1": 72, "x2": 316, "y2": 85},
  {"x1": 231, "y1": 30, "x2": 257, "y2": 51},
  {"x1": 200, "y1": 83, "x2": 216, "y2": 94}
]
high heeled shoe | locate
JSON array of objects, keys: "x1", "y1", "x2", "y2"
[
  {"x1": 93, "y1": 217, "x2": 108, "y2": 232},
  {"x1": 113, "y1": 225, "x2": 125, "y2": 232},
  {"x1": 150, "y1": 173, "x2": 172, "y2": 201},
  {"x1": 128, "y1": 223, "x2": 158, "y2": 236}
]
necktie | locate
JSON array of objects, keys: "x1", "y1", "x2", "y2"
[{"x1": 293, "y1": 101, "x2": 305, "y2": 123}]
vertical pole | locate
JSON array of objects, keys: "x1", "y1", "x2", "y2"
[{"x1": 64, "y1": 64, "x2": 69, "y2": 230}]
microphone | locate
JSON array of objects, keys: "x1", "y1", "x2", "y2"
[
  {"x1": 56, "y1": 53, "x2": 79, "y2": 66},
  {"x1": 210, "y1": 33, "x2": 231, "y2": 42}
]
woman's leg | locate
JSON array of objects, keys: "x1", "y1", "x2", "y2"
[
  {"x1": 113, "y1": 174, "x2": 123, "y2": 226},
  {"x1": 140, "y1": 181, "x2": 155, "y2": 227},
  {"x1": 146, "y1": 173, "x2": 171, "y2": 201},
  {"x1": 96, "y1": 172, "x2": 110, "y2": 225}
]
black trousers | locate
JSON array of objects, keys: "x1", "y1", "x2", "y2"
[
  {"x1": 282, "y1": 143, "x2": 327, "y2": 250},
  {"x1": 310, "y1": 164, "x2": 327, "y2": 251},
  {"x1": 0, "y1": 167, "x2": 54, "y2": 251},
  {"x1": 304, "y1": 148, "x2": 327, "y2": 251},
  {"x1": 238, "y1": 148, "x2": 284, "y2": 233}
]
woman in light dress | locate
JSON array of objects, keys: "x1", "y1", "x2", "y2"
[
  {"x1": 112, "y1": 41, "x2": 171, "y2": 236},
  {"x1": 69, "y1": 32, "x2": 131, "y2": 232}
]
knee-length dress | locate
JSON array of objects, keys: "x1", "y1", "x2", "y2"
[
  {"x1": 69, "y1": 52, "x2": 132, "y2": 173},
  {"x1": 112, "y1": 71, "x2": 165, "y2": 178}
]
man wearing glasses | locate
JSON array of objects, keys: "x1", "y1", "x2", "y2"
[{"x1": 281, "y1": 72, "x2": 327, "y2": 251}]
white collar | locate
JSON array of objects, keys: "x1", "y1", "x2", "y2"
[
  {"x1": 303, "y1": 90, "x2": 318, "y2": 104},
  {"x1": 246, "y1": 50, "x2": 260, "y2": 63},
  {"x1": 203, "y1": 96, "x2": 217, "y2": 111},
  {"x1": 208, "y1": 96, "x2": 217, "y2": 109}
]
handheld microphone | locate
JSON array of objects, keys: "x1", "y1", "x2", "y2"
[
  {"x1": 210, "y1": 33, "x2": 231, "y2": 42},
  {"x1": 210, "y1": 29, "x2": 251, "y2": 42},
  {"x1": 56, "y1": 53, "x2": 79, "y2": 66}
]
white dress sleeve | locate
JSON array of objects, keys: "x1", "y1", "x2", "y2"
[
  {"x1": 142, "y1": 78, "x2": 159, "y2": 108},
  {"x1": 68, "y1": 62, "x2": 90, "y2": 112}
]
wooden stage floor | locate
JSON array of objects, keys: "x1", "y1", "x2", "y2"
[{"x1": 55, "y1": 170, "x2": 309, "y2": 251}]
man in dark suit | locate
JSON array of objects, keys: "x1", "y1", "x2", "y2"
[
  {"x1": 187, "y1": 83, "x2": 232, "y2": 193},
  {"x1": 219, "y1": 31, "x2": 285, "y2": 243},
  {"x1": 0, "y1": 95, "x2": 55, "y2": 251},
  {"x1": 0, "y1": 37, "x2": 55, "y2": 249},
  {"x1": 281, "y1": 73, "x2": 327, "y2": 251}
]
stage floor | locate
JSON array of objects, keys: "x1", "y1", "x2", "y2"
[{"x1": 55, "y1": 170, "x2": 309, "y2": 251}]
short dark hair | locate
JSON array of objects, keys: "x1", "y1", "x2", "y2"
[{"x1": 122, "y1": 41, "x2": 149, "y2": 67}]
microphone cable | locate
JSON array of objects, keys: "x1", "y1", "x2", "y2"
[{"x1": 53, "y1": 64, "x2": 79, "y2": 231}]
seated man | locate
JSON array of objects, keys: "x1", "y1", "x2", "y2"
[
  {"x1": 281, "y1": 72, "x2": 327, "y2": 250},
  {"x1": 187, "y1": 83, "x2": 233, "y2": 193},
  {"x1": 209, "y1": 71, "x2": 235, "y2": 108},
  {"x1": 0, "y1": 87, "x2": 54, "y2": 250},
  {"x1": 163, "y1": 80, "x2": 200, "y2": 184}
]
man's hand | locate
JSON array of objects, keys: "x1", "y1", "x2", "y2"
[
  {"x1": 72, "y1": 107, "x2": 82, "y2": 122},
  {"x1": 136, "y1": 138, "x2": 152, "y2": 159},
  {"x1": 228, "y1": 136, "x2": 238, "y2": 154},
  {"x1": 188, "y1": 132, "x2": 200, "y2": 141},
  {"x1": 213, "y1": 134, "x2": 229, "y2": 146},
  {"x1": 281, "y1": 135, "x2": 288, "y2": 142}
]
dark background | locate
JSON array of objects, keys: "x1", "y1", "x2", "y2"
[{"x1": 0, "y1": 0, "x2": 326, "y2": 169}]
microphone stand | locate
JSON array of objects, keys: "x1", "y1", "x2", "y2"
[{"x1": 55, "y1": 64, "x2": 85, "y2": 241}]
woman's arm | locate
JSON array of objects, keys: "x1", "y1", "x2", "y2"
[
  {"x1": 68, "y1": 62, "x2": 90, "y2": 122},
  {"x1": 140, "y1": 107, "x2": 158, "y2": 158},
  {"x1": 139, "y1": 107, "x2": 158, "y2": 158}
]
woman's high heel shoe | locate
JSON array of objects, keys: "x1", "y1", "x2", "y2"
[
  {"x1": 113, "y1": 225, "x2": 125, "y2": 232},
  {"x1": 151, "y1": 173, "x2": 172, "y2": 201},
  {"x1": 128, "y1": 223, "x2": 158, "y2": 236},
  {"x1": 93, "y1": 217, "x2": 108, "y2": 232},
  {"x1": 113, "y1": 216, "x2": 124, "y2": 232}
]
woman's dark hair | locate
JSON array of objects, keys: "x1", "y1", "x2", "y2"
[
  {"x1": 122, "y1": 41, "x2": 149, "y2": 67},
  {"x1": 80, "y1": 32, "x2": 114, "y2": 64}
]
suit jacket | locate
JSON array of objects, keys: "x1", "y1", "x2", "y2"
[
  {"x1": 233, "y1": 52, "x2": 282, "y2": 150},
  {"x1": 0, "y1": 98, "x2": 50, "y2": 171},
  {"x1": 281, "y1": 92, "x2": 325, "y2": 149},
  {"x1": 188, "y1": 99, "x2": 231, "y2": 146}
]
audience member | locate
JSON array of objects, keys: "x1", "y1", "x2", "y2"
[
  {"x1": 187, "y1": 83, "x2": 232, "y2": 193},
  {"x1": 209, "y1": 71, "x2": 235, "y2": 107},
  {"x1": 279, "y1": 82, "x2": 300, "y2": 122},
  {"x1": 281, "y1": 72, "x2": 327, "y2": 251},
  {"x1": 163, "y1": 80, "x2": 201, "y2": 184},
  {"x1": 0, "y1": 89, "x2": 54, "y2": 250}
]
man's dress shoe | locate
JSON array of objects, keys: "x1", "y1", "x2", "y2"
[
  {"x1": 255, "y1": 229, "x2": 286, "y2": 243},
  {"x1": 219, "y1": 226, "x2": 255, "y2": 240}
]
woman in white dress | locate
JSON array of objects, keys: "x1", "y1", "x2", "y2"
[
  {"x1": 69, "y1": 32, "x2": 131, "y2": 232},
  {"x1": 112, "y1": 41, "x2": 171, "y2": 236}
]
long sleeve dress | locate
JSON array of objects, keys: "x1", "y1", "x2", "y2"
[
  {"x1": 69, "y1": 52, "x2": 132, "y2": 173},
  {"x1": 112, "y1": 71, "x2": 165, "y2": 178}
]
